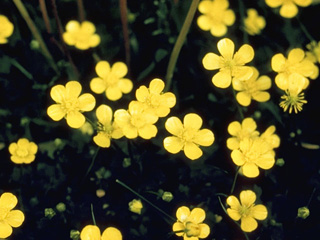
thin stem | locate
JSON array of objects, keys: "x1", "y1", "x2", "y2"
[
  {"x1": 296, "y1": 16, "x2": 315, "y2": 42},
  {"x1": 77, "y1": 0, "x2": 86, "y2": 22},
  {"x1": 238, "y1": 0, "x2": 248, "y2": 44},
  {"x1": 13, "y1": 0, "x2": 58, "y2": 73},
  {"x1": 39, "y1": 0, "x2": 52, "y2": 33},
  {"x1": 306, "y1": 187, "x2": 316, "y2": 207},
  {"x1": 232, "y1": 88, "x2": 244, "y2": 119},
  {"x1": 116, "y1": 179, "x2": 177, "y2": 222},
  {"x1": 119, "y1": 0, "x2": 131, "y2": 68},
  {"x1": 10, "y1": 58, "x2": 33, "y2": 79},
  {"x1": 82, "y1": 147, "x2": 100, "y2": 182},
  {"x1": 90, "y1": 204, "x2": 97, "y2": 225},
  {"x1": 230, "y1": 167, "x2": 240, "y2": 194},
  {"x1": 164, "y1": 0, "x2": 200, "y2": 92}
]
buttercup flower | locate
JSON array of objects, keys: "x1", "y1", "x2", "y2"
[
  {"x1": 114, "y1": 101, "x2": 158, "y2": 139},
  {"x1": 232, "y1": 67, "x2": 271, "y2": 106},
  {"x1": 271, "y1": 48, "x2": 316, "y2": 91},
  {"x1": 63, "y1": 20, "x2": 100, "y2": 50},
  {"x1": 80, "y1": 225, "x2": 122, "y2": 240},
  {"x1": 164, "y1": 113, "x2": 214, "y2": 160},
  {"x1": 265, "y1": 0, "x2": 312, "y2": 18},
  {"x1": 135, "y1": 78, "x2": 176, "y2": 117},
  {"x1": 0, "y1": 192, "x2": 25, "y2": 238},
  {"x1": 90, "y1": 61, "x2": 133, "y2": 101},
  {"x1": 128, "y1": 199, "x2": 143, "y2": 214},
  {"x1": 197, "y1": 0, "x2": 235, "y2": 37},
  {"x1": 231, "y1": 137, "x2": 275, "y2": 178},
  {"x1": 47, "y1": 81, "x2": 96, "y2": 128},
  {"x1": 172, "y1": 206, "x2": 210, "y2": 239},
  {"x1": 306, "y1": 41, "x2": 320, "y2": 64},
  {"x1": 244, "y1": 9, "x2": 266, "y2": 35},
  {"x1": 9, "y1": 138, "x2": 38, "y2": 164},
  {"x1": 203, "y1": 38, "x2": 254, "y2": 88},
  {"x1": 0, "y1": 15, "x2": 14, "y2": 44},
  {"x1": 260, "y1": 126, "x2": 280, "y2": 149},
  {"x1": 226, "y1": 190, "x2": 267, "y2": 232},
  {"x1": 93, "y1": 105, "x2": 123, "y2": 148},
  {"x1": 226, "y1": 118, "x2": 259, "y2": 150}
]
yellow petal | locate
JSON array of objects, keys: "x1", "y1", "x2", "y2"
[
  {"x1": 163, "y1": 136, "x2": 184, "y2": 154},
  {"x1": 231, "y1": 150, "x2": 245, "y2": 166},
  {"x1": 210, "y1": 23, "x2": 228, "y2": 37},
  {"x1": 183, "y1": 113, "x2": 203, "y2": 130},
  {"x1": 234, "y1": 44, "x2": 254, "y2": 65},
  {"x1": 275, "y1": 73, "x2": 289, "y2": 90},
  {"x1": 0, "y1": 192, "x2": 17, "y2": 210},
  {"x1": 93, "y1": 133, "x2": 111, "y2": 148},
  {"x1": 227, "y1": 208, "x2": 241, "y2": 221},
  {"x1": 271, "y1": 53, "x2": 286, "y2": 72},
  {"x1": 233, "y1": 66, "x2": 253, "y2": 81},
  {"x1": 239, "y1": 190, "x2": 256, "y2": 206},
  {"x1": 29, "y1": 142, "x2": 38, "y2": 154},
  {"x1": 280, "y1": 2, "x2": 298, "y2": 18},
  {"x1": 8, "y1": 142, "x2": 17, "y2": 155},
  {"x1": 172, "y1": 222, "x2": 185, "y2": 236},
  {"x1": 228, "y1": 121, "x2": 241, "y2": 135},
  {"x1": 96, "y1": 61, "x2": 111, "y2": 79},
  {"x1": 212, "y1": 70, "x2": 232, "y2": 88},
  {"x1": 78, "y1": 93, "x2": 96, "y2": 111},
  {"x1": 66, "y1": 20, "x2": 80, "y2": 32},
  {"x1": 236, "y1": 92, "x2": 251, "y2": 106},
  {"x1": 242, "y1": 162, "x2": 260, "y2": 178},
  {"x1": 265, "y1": 0, "x2": 283, "y2": 8},
  {"x1": 138, "y1": 124, "x2": 157, "y2": 139},
  {"x1": 193, "y1": 129, "x2": 214, "y2": 146},
  {"x1": 118, "y1": 79, "x2": 133, "y2": 94},
  {"x1": 80, "y1": 225, "x2": 101, "y2": 240},
  {"x1": 66, "y1": 111, "x2": 85, "y2": 128},
  {"x1": 47, "y1": 104, "x2": 65, "y2": 121},
  {"x1": 288, "y1": 48, "x2": 305, "y2": 64},
  {"x1": 66, "y1": 81, "x2": 82, "y2": 99},
  {"x1": 223, "y1": 9, "x2": 236, "y2": 25},
  {"x1": 81, "y1": 21, "x2": 96, "y2": 34},
  {"x1": 199, "y1": 223, "x2": 210, "y2": 238},
  {"x1": 114, "y1": 109, "x2": 130, "y2": 127},
  {"x1": 90, "y1": 77, "x2": 107, "y2": 94},
  {"x1": 176, "y1": 206, "x2": 190, "y2": 222},
  {"x1": 6, "y1": 210, "x2": 25, "y2": 227},
  {"x1": 198, "y1": 0, "x2": 213, "y2": 14},
  {"x1": 101, "y1": 227, "x2": 122, "y2": 240},
  {"x1": 226, "y1": 137, "x2": 240, "y2": 150},
  {"x1": 255, "y1": 154, "x2": 275, "y2": 170},
  {"x1": 50, "y1": 85, "x2": 66, "y2": 103},
  {"x1": 252, "y1": 204, "x2": 268, "y2": 220},
  {"x1": 294, "y1": 0, "x2": 312, "y2": 7},
  {"x1": 189, "y1": 208, "x2": 206, "y2": 224},
  {"x1": 242, "y1": 118, "x2": 257, "y2": 133},
  {"x1": 165, "y1": 117, "x2": 183, "y2": 136},
  {"x1": 226, "y1": 195, "x2": 240, "y2": 209},
  {"x1": 160, "y1": 92, "x2": 176, "y2": 108},
  {"x1": 62, "y1": 32, "x2": 75, "y2": 45},
  {"x1": 197, "y1": 15, "x2": 212, "y2": 31},
  {"x1": 96, "y1": 104, "x2": 113, "y2": 125},
  {"x1": 217, "y1": 38, "x2": 234, "y2": 60},
  {"x1": 202, "y1": 52, "x2": 222, "y2": 70},
  {"x1": 0, "y1": 221, "x2": 12, "y2": 239},
  {"x1": 149, "y1": 78, "x2": 165, "y2": 94},
  {"x1": 252, "y1": 92, "x2": 270, "y2": 102},
  {"x1": 89, "y1": 34, "x2": 101, "y2": 48},
  {"x1": 256, "y1": 75, "x2": 272, "y2": 90},
  {"x1": 184, "y1": 142, "x2": 203, "y2": 160},
  {"x1": 106, "y1": 86, "x2": 122, "y2": 101},
  {"x1": 122, "y1": 125, "x2": 138, "y2": 139},
  {"x1": 112, "y1": 62, "x2": 128, "y2": 78},
  {"x1": 241, "y1": 216, "x2": 258, "y2": 232}
]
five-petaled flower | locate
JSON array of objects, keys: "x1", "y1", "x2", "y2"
[
  {"x1": 232, "y1": 67, "x2": 271, "y2": 106},
  {"x1": 90, "y1": 61, "x2": 133, "y2": 101},
  {"x1": 203, "y1": 38, "x2": 254, "y2": 88},
  {"x1": 135, "y1": 78, "x2": 176, "y2": 117},
  {"x1": 63, "y1": 20, "x2": 100, "y2": 50},
  {"x1": 164, "y1": 113, "x2": 214, "y2": 160},
  {"x1": 244, "y1": 9, "x2": 266, "y2": 36},
  {"x1": 0, "y1": 192, "x2": 25, "y2": 239},
  {"x1": 226, "y1": 190, "x2": 268, "y2": 232},
  {"x1": 9, "y1": 138, "x2": 38, "y2": 164},
  {"x1": 80, "y1": 225, "x2": 122, "y2": 240},
  {"x1": 172, "y1": 206, "x2": 210, "y2": 240},
  {"x1": 47, "y1": 81, "x2": 96, "y2": 129},
  {"x1": 197, "y1": 0, "x2": 235, "y2": 37},
  {"x1": 114, "y1": 101, "x2": 158, "y2": 139},
  {"x1": 265, "y1": 0, "x2": 312, "y2": 18},
  {"x1": 93, "y1": 104, "x2": 123, "y2": 148},
  {"x1": 0, "y1": 15, "x2": 14, "y2": 44}
]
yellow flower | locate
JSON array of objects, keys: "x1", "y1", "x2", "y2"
[
  {"x1": 265, "y1": 0, "x2": 312, "y2": 18},
  {"x1": 202, "y1": 38, "x2": 254, "y2": 88},
  {"x1": 90, "y1": 61, "x2": 133, "y2": 101},
  {"x1": 47, "y1": 81, "x2": 96, "y2": 129},
  {"x1": 114, "y1": 101, "x2": 158, "y2": 139},
  {"x1": 226, "y1": 190, "x2": 267, "y2": 232},
  {"x1": 260, "y1": 126, "x2": 280, "y2": 149},
  {"x1": 93, "y1": 105, "x2": 123, "y2": 148},
  {"x1": 271, "y1": 48, "x2": 316, "y2": 91},
  {"x1": 279, "y1": 73, "x2": 308, "y2": 114},
  {"x1": 164, "y1": 113, "x2": 214, "y2": 160},
  {"x1": 244, "y1": 9, "x2": 266, "y2": 35},
  {"x1": 63, "y1": 20, "x2": 100, "y2": 50},
  {"x1": 8, "y1": 138, "x2": 38, "y2": 164},
  {"x1": 197, "y1": 0, "x2": 235, "y2": 37},
  {"x1": 306, "y1": 41, "x2": 320, "y2": 63},
  {"x1": 0, "y1": 15, "x2": 14, "y2": 44},
  {"x1": 226, "y1": 118, "x2": 259, "y2": 150},
  {"x1": 80, "y1": 225, "x2": 122, "y2": 240},
  {"x1": 231, "y1": 138, "x2": 275, "y2": 178},
  {"x1": 0, "y1": 192, "x2": 25, "y2": 239},
  {"x1": 135, "y1": 78, "x2": 176, "y2": 117},
  {"x1": 128, "y1": 199, "x2": 143, "y2": 214},
  {"x1": 232, "y1": 67, "x2": 271, "y2": 106},
  {"x1": 172, "y1": 206, "x2": 210, "y2": 240}
]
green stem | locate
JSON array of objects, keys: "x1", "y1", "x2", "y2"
[
  {"x1": 296, "y1": 16, "x2": 315, "y2": 42},
  {"x1": 238, "y1": 0, "x2": 248, "y2": 44},
  {"x1": 77, "y1": 0, "x2": 86, "y2": 22},
  {"x1": 82, "y1": 147, "x2": 100, "y2": 181},
  {"x1": 10, "y1": 58, "x2": 33, "y2": 79},
  {"x1": 119, "y1": 0, "x2": 131, "y2": 68},
  {"x1": 230, "y1": 167, "x2": 240, "y2": 194},
  {"x1": 90, "y1": 204, "x2": 97, "y2": 225},
  {"x1": 232, "y1": 88, "x2": 244, "y2": 119},
  {"x1": 116, "y1": 179, "x2": 176, "y2": 222},
  {"x1": 13, "y1": 0, "x2": 58, "y2": 73},
  {"x1": 39, "y1": 0, "x2": 52, "y2": 33},
  {"x1": 306, "y1": 187, "x2": 316, "y2": 207},
  {"x1": 164, "y1": 0, "x2": 200, "y2": 92}
]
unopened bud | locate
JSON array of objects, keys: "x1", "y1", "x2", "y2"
[
  {"x1": 162, "y1": 191, "x2": 174, "y2": 202},
  {"x1": 297, "y1": 206, "x2": 310, "y2": 219},
  {"x1": 44, "y1": 208, "x2": 56, "y2": 219}
]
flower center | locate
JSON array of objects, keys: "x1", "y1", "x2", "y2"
[
  {"x1": 239, "y1": 205, "x2": 252, "y2": 218},
  {"x1": 185, "y1": 222, "x2": 201, "y2": 237},
  {"x1": 98, "y1": 122, "x2": 113, "y2": 136},
  {"x1": 130, "y1": 115, "x2": 145, "y2": 129},
  {"x1": 61, "y1": 98, "x2": 80, "y2": 113},
  {"x1": 180, "y1": 128, "x2": 196, "y2": 143},
  {"x1": 106, "y1": 73, "x2": 119, "y2": 86},
  {"x1": 16, "y1": 148, "x2": 29, "y2": 157},
  {"x1": 279, "y1": 91, "x2": 307, "y2": 114},
  {"x1": 0, "y1": 207, "x2": 10, "y2": 221}
]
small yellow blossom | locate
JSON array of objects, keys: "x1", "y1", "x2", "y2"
[
  {"x1": 0, "y1": 15, "x2": 14, "y2": 44},
  {"x1": 90, "y1": 61, "x2": 133, "y2": 101},
  {"x1": 172, "y1": 206, "x2": 210, "y2": 240},
  {"x1": 47, "y1": 81, "x2": 96, "y2": 128},
  {"x1": 197, "y1": 0, "x2": 235, "y2": 37},
  {"x1": 226, "y1": 118, "x2": 259, "y2": 150},
  {"x1": 135, "y1": 78, "x2": 176, "y2": 117},
  {"x1": 232, "y1": 67, "x2": 271, "y2": 106},
  {"x1": 63, "y1": 20, "x2": 100, "y2": 50},
  {"x1": 265, "y1": 0, "x2": 312, "y2": 18},
  {"x1": 226, "y1": 190, "x2": 267, "y2": 232},
  {"x1": 164, "y1": 113, "x2": 214, "y2": 160},
  {"x1": 297, "y1": 206, "x2": 310, "y2": 219},
  {"x1": 244, "y1": 9, "x2": 266, "y2": 35},
  {"x1": 0, "y1": 192, "x2": 25, "y2": 239},
  {"x1": 128, "y1": 199, "x2": 143, "y2": 214},
  {"x1": 231, "y1": 138, "x2": 275, "y2": 178},
  {"x1": 203, "y1": 38, "x2": 254, "y2": 88},
  {"x1": 9, "y1": 138, "x2": 38, "y2": 164},
  {"x1": 114, "y1": 101, "x2": 158, "y2": 139},
  {"x1": 260, "y1": 125, "x2": 281, "y2": 149},
  {"x1": 93, "y1": 104, "x2": 123, "y2": 148},
  {"x1": 271, "y1": 48, "x2": 316, "y2": 91},
  {"x1": 306, "y1": 41, "x2": 320, "y2": 63},
  {"x1": 80, "y1": 225, "x2": 122, "y2": 240}
]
